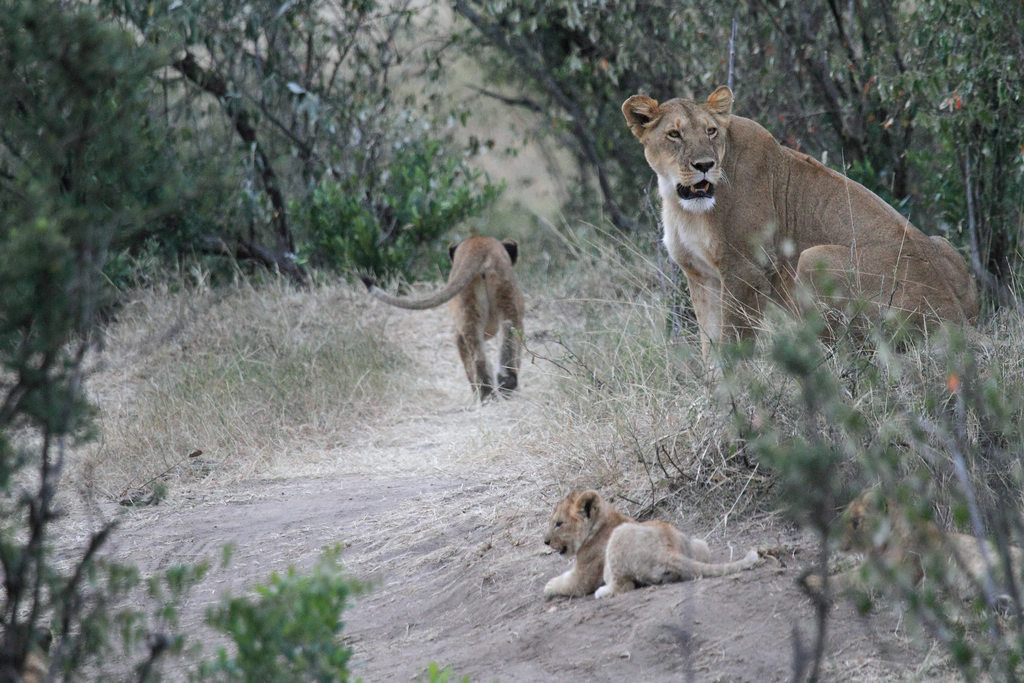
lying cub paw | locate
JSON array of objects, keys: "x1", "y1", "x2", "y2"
[{"x1": 594, "y1": 585, "x2": 613, "y2": 599}]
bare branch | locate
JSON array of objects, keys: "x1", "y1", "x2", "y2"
[
  {"x1": 452, "y1": 0, "x2": 636, "y2": 231},
  {"x1": 469, "y1": 86, "x2": 544, "y2": 114},
  {"x1": 173, "y1": 51, "x2": 305, "y2": 282}
]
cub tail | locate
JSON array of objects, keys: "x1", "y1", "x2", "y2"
[
  {"x1": 358, "y1": 264, "x2": 479, "y2": 311},
  {"x1": 671, "y1": 548, "x2": 760, "y2": 579}
]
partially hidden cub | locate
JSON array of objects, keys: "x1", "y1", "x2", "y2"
[
  {"x1": 804, "y1": 489, "x2": 1024, "y2": 605},
  {"x1": 542, "y1": 490, "x2": 760, "y2": 598}
]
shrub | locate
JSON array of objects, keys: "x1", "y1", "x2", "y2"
[
  {"x1": 0, "y1": 1, "x2": 198, "y2": 678},
  {"x1": 200, "y1": 546, "x2": 362, "y2": 682},
  {"x1": 295, "y1": 139, "x2": 501, "y2": 280}
]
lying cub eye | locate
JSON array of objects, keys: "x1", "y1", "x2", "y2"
[
  {"x1": 666, "y1": 130, "x2": 682, "y2": 140},
  {"x1": 707, "y1": 126, "x2": 718, "y2": 138},
  {"x1": 554, "y1": 520, "x2": 563, "y2": 528}
]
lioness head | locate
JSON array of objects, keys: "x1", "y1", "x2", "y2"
[
  {"x1": 622, "y1": 86, "x2": 733, "y2": 214},
  {"x1": 543, "y1": 490, "x2": 602, "y2": 556}
]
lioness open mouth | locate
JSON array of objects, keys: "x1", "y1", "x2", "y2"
[{"x1": 677, "y1": 180, "x2": 714, "y2": 200}]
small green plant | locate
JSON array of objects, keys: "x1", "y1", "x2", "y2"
[
  {"x1": 424, "y1": 662, "x2": 470, "y2": 683},
  {"x1": 200, "y1": 545, "x2": 363, "y2": 682}
]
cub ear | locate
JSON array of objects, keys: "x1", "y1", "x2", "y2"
[
  {"x1": 448, "y1": 240, "x2": 461, "y2": 262},
  {"x1": 706, "y1": 86, "x2": 734, "y2": 116},
  {"x1": 501, "y1": 239, "x2": 518, "y2": 265},
  {"x1": 577, "y1": 490, "x2": 601, "y2": 519},
  {"x1": 622, "y1": 95, "x2": 662, "y2": 140}
]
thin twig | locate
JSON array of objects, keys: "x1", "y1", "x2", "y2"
[{"x1": 727, "y1": 17, "x2": 738, "y2": 92}]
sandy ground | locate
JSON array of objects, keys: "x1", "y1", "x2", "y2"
[{"x1": 59, "y1": 292, "x2": 957, "y2": 682}]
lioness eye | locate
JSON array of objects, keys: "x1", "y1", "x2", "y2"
[
  {"x1": 707, "y1": 126, "x2": 718, "y2": 138},
  {"x1": 554, "y1": 520, "x2": 563, "y2": 528},
  {"x1": 667, "y1": 130, "x2": 681, "y2": 140}
]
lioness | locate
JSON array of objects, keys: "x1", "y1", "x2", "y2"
[
  {"x1": 542, "y1": 490, "x2": 759, "y2": 598},
  {"x1": 622, "y1": 86, "x2": 978, "y2": 357},
  {"x1": 360, "y1": 236, "x2": 524, "y2": 401},
  {"x1": 804, "y1": 489, "x2": 1024, "y2": 604}
]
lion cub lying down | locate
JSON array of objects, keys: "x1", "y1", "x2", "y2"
[
  {"x1": 805, "y1": 489, "x2": 1024, "y2": 603},
  {"x1": 542, "y1": 490, "x2": 760, "y2": 598}
]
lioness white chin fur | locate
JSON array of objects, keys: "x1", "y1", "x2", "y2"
[
  {"x1": 542, "y1": 490, "x2": 759, "y2": 599},
  {"x1": 622, "y1": 86, "x2": 979, "y2": 357}
]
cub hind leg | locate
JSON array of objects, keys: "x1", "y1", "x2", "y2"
[
  {"x1": 597, "y1": 523, "x2": 759, "y2": 598},
  {"x1": 497, "y1": 320, "x2": 521, "y2": 395},
  {"x1": 456, "y1": 330, "x2": 494, "y2": 400}
]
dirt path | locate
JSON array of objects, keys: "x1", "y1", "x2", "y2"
[{"x1": 70, "y1": 295, "x2": 950, "y2": 681}]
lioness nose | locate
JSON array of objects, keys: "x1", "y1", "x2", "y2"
[
  {"x1": 543, "y1": 537, "x2": 550, "y2": 545},
  {"x1": 692, "y1": 160, "x2": 714, "y2": 173}
]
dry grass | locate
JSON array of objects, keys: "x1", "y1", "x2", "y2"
[
  {"x1": 500, "y1": 224, "x2": 770, "y2": 532},
  {"x1": 69, "y1": 223, "x2": 747, "y2": 529},
  {"x1": 75, "y1": 271, "x2": 409, "y2": 500}
]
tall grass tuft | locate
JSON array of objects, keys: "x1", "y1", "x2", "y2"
[
  {"x1": 78, "y1": 271, "x2": 408, "y2": 500},
  {"x1": 523, "y1": 223, "x2": 758, "y2": 521}
]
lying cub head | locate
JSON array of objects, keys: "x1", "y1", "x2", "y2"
[
  {"x1": 543, "y1": 490, "x2": 604, "y2": 556},
  {"x1": 838, "y1": 488, "x2": 889, "y2": 552}
]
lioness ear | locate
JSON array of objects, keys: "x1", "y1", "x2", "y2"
[
  {"x1": 577, "y1": 490, "x2": 600, "y2": 519},
  {"x1": 448, "y1": 240, "x2": 461, "y2": 262},
  {"x1": 502, "y1": 239, "x2": 518, "y2": 266},
  {"x1": 706, "y1": 86, "x2": 734, "y2": 116},
  {"x1": 622, "y1": 95, "x2": 662, "y2": 140}
]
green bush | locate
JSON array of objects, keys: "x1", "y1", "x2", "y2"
[
  {"x1": 200, "y1": 546, "x2": 363, "y2": 682},
  {"x1": 425, "y1": 662, "x2": 470, "y2": 682},
  {"x1": 296, "y1": 139, "x2": 501, "y2": 279},
  {"x1": 0, "y1": 1, "x2": 202, "y2": 678}
]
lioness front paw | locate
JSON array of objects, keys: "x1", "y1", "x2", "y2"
[{"x1": 594, "y1": 585, "x2": 613, "y2": 599}]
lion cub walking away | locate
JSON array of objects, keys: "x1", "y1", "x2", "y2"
[
  {"x1": 360, "y1": 236, "x2": 524, "y2": 401},
  {"x1": 542, "y1": 490, "x2": 759, "y2": 599},
  {"x1": 804, "y1": 489, "x2": 1024, "y2": 605}
]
